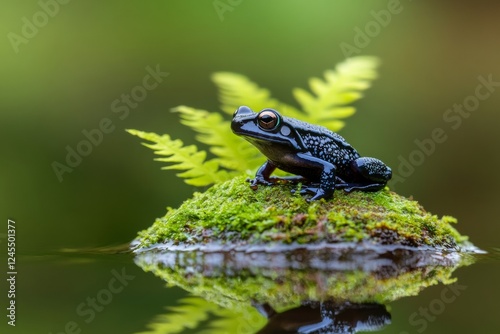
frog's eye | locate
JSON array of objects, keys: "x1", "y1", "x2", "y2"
[{"x1": 257, "y1": 110, "x2": 280, "y2": 131}]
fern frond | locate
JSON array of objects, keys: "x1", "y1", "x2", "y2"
[
  {"x1": 292, "y1": 56, "x2": 379, "y2": 130},
  {"x1": 135, "y1": 297, "x2": 217, "y2": 334},
  {"x1": 136, "y1": 297, "x2": 265, "y2": 334},
  {"x1": 130, "y1": 56, "x2": 380, "y2": 186},
  {"x1": 126, "y1": 129, "x2": 231, "y2": 186},
  {"x1": 211, "y1": 72, "x2": 304, "y2": 119},
  {"x1": 199, "y1": 307, "x2": 266, "y2": 334},
  {"x1": 172, "y1": 106, "x2": 263, "y2": 171}
]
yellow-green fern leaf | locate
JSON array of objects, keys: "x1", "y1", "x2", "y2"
[
  {"x1": 212, "y1": 72, "x2": 304, "y2": 119},
  {"x1": 126, "y1": 129, "x2": 231, "y2": 186},
  {"x1": 292, "y1": 56, "x2": 379, "y2": 130},
  {"x1": 129, "y1": 56, "x2": 380, "y2": 186},
  {"x1": 136, "y1": 297, "x2": 265, "y2": 334},
  {"x1": 135, "y1": 297, "x2": 216, "y2": 334}
]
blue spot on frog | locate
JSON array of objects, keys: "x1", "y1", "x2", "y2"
[{"x1": 231, "y1": 106, "x2": 392, "y2": 201}]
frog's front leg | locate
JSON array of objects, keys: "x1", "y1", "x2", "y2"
[
  {"x1": 250, "y1": 160, "x2": 307, "y2": 190},
  {"x1": 249, "y1": 160, "x2": 284, "y2": 189},
  {"x1": 294, "y1": 153, "x2": 336, "y2": 201}
]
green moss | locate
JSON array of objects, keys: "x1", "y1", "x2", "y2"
[{"x1": 135, "y1": 176, "x2": 470, "y2": 250}]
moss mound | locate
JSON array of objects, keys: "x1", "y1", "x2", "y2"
[{"x1": 135, "y1": 176, "x2": 469, "y2": 250}]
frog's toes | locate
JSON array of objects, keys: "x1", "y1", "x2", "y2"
[
  {"x1": 292, "y1": 185, "x2": 333, "y2": 201},
  {"x1": 247, "y1": 177, "x2": 273, "y2": 189},
  {"x1": 291, "y1": 184, "x2": 318, "y2": 196},
  {"x1": 291, "y1": 187, "x2": 311, "y2": 195},
  {"x1": 308, "y1": 188, "x2": 332, "y2": 202},
  {"x1": 334, "y1": 183, "x2": 357, "y2": 193}
]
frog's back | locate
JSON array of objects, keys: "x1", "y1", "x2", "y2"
[{"x1": 284, "y1": 116, "x2": 360, "y2": 169}]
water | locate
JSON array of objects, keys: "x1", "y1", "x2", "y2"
[{"x1": 10, "y1": 243, "x2": 498, "y2": 334}]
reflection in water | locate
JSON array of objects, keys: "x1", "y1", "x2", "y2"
[
  {"x1": 59, "y1": 243, "x2": 133, "y2": 255},
  {"x1": 255, "y1": 301, "x2": 390, "y2": 334},
  {"x1": 134, "y1": 243, "x2": 480, "y2": 333}
]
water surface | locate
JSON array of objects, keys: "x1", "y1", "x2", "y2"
[{"x1": 12, "y1": 243, "x2": 497, "y2": 334}]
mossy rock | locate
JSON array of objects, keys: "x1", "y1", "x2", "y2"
[{"x1": 134, "y1": 176, "x2": 472, "y2": 251}]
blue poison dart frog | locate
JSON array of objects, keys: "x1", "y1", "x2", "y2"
[{"x1": 231, "y1": 106, "x2": 392, "y2": 201}]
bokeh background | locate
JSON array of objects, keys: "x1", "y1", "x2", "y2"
[{"x1": 1, "y1": 1, "x2": 500, "y2": 333}]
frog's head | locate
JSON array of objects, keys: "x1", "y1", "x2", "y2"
[{"x1": 231, "y1": 106, "x2": 303, "y2": 151}]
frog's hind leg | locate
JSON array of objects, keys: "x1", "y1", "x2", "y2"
[
  {"x1": 337, "y1": 157, "x2": 392, "y2": 193},
  {"x1": 352, "y1": 157, "x2": 392, "y2": 182},
  {"x1": 335, "y1": 182, "x2": 386, "y2": 193}
]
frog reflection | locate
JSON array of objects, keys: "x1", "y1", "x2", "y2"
[{"x1": 254, "y1": 301, "x2": 391, "y2": 334}]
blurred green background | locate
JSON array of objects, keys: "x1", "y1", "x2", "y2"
[{"x1": 1, "y1": 1, "x2": 500, "y2": 333}]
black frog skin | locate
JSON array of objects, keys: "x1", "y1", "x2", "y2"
[{"x1": 231, "y1": 106, "x2": 392, "y2": 201}]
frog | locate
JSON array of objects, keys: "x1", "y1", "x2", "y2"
[{"x1": 231, "y1": 106, "x2": 392, "y2": 201}]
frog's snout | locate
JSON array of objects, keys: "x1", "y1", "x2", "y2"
[
  {"x1": 231, "y1": 119, "x2": 242, "y2": 133},
  {"x1": 231, "y1": 106, "x2": 254, "y2": 133},
  {"x1": 233, "y1": 106, "x2": 254, "y2": 117}
]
